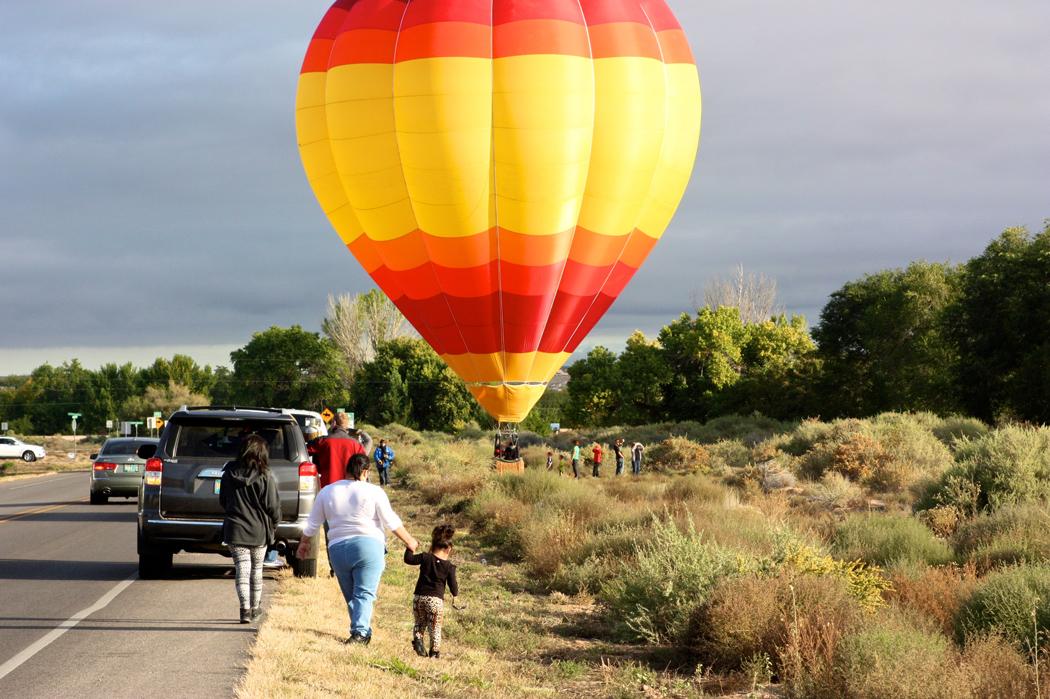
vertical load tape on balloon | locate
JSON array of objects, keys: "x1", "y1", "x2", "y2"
[{"x1": 296, "y1": 0, "x2": 701, "y2": 423}]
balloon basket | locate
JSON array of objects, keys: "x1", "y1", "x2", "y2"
[{"x1": 494, "y1": 458, "x2": 525, "y2": 475}]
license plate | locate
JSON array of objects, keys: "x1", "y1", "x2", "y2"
[
  {"x1": 214, "y1": 481, "x2": 221, "y2": 495},
  {"x1": 123, "y1": 464, "x2": 140, "y2": 473}
]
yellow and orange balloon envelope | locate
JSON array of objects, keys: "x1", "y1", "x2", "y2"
[{"x1": 296, "y1": 0, "x2": 701, "y2": 423}]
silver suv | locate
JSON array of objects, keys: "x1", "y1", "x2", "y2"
[{"x1": 136, "y1": 407, "x2": 318, "y2": 579}]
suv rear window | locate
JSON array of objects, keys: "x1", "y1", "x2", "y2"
[{"x1": 172, "y1": 422, "x2": 290, "y2": 461}]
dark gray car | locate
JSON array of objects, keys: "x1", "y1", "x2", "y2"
[
  {"x1": 136, "y1": 407, "x2": 318, "y2": 579},
  {"x1": 90, "y1": 437, "x2": 158, "y2": 504}
]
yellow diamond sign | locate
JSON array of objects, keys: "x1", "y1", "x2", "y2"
[{"x1": 321, "y1": 408, "x2": 334, "y2": 423}]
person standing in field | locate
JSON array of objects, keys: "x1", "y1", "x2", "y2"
[
  {"x1": 631, "y1": 441, "x2": 644, "y2": 475},
  {"x1": 404, "y1": 524, "x2": 460, "y2": 659},
  {"x1": 220, "y1": 435, "x2": 281, "y2": 624},
  {"x1": 612, "y1": 438, "x2": 625, "y2": 476},
  {"x1": 546, "y1": 450, "x2": 554, "y2": 471},
  {"x1": 571, "y1": 440, "x2": 581, "y2": 479},
  {"x1": 374, "y1": 438, "x2": 395, "y2": 487},
  {"x1": 591, "y1": 442, "x2": 603, "y2": 478},
  {"x1": 297, "y1": 454, "x2": 419, "y2": 645}
]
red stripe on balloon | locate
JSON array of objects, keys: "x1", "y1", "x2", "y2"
[
  {"x1": 400, "y1": 0, "x2": 491, "y2": 29},
  {"x1": 493, "y1": 0, "x2": 585, "y2": 25},
  {"x1": 578, "y1": 0, "x2": 650, "y2": 26},
  {"x1": 639, "y1": 0, "x2": 684, "y2": 32}
]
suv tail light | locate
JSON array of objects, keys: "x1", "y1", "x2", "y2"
[
  {"x1": 93, "y1": 461, "x2": 118, "y2": 471},
  {"x1": 299, "y1": 461, "x2": 317, "y2": 493},
  {"x1": 145, "y1": 457, "x2": 163, "y2": 486}
]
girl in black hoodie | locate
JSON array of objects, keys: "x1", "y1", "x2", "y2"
[{"x1": 220, "y1": 434, "x2": 281, "y2": 623}]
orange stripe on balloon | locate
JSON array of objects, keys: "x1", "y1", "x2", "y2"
[
  {"x1": 302, "y1": 38, "x2": 335, "y2": 73},
  {"x1": 346, "y1": 226, "x2": 656, "y2": 273},
  {"x1": 494, "y1": 20, "x2": 590, "y2": 58},
  {"x1": 395, "y1": 21, "x2": 491, "y2": 62},
  {"x1": 328, "y1": 29, "x2": 399, "y2": 66},
  {"x1": 588, "y1": 21, "x2": 661, "y2": 60},
  {"x1": 656, "y1": 29, "x2": 695, "y2": 64}
]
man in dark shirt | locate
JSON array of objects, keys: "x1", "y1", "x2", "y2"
[{"x1": 613, "y1": 438, "x2": 625, "y2": 476}]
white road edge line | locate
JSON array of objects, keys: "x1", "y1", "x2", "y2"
[{"x1": 0, "y1": 573, "x2": 138, "y2": 682}]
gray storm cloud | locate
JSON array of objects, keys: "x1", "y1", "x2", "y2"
[{"x1": 1, "y1": 1, "x2": 1047, "y2": 367}]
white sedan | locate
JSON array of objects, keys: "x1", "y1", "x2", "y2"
[{"x1": 0, "y1": 437, "x2": 46, "y2": 462}]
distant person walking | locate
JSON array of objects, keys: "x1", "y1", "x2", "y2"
[
  {"x1": 631, "y1": 441, "x2": 644, "y2": 475},
  {"x1": 404, "y1": 524, "x2": 460, "y2": 659},
  {"x1": 612, "y1": 439, "x2": 625, "y2": 476},
  {"x1": 571, "y1": 440, "x2": 581, "y2": 479},
  {"x1": 220, "y1": 435, "x2": 281, "y2": 624},
  {"x1": 374, "y1": 439, "x2": 395, "y2": 487},
  {"x1": 297, "y1": 454, "x2": 419, "y2": 644},
  {"x1": 546, "y1": 450, "x2": 554, "y2": 471},
  {"x1": 591, "y1": 443, "x2": 603, "y2": 478}
]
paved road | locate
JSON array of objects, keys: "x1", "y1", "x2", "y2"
[{"x1": 0, "y1": 472, "x2": 275, "y2": 698}]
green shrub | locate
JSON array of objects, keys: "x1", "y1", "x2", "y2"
[
  {"x1": 930, "y1": 415, "x2": 990, "y2": 447},
  {"x1": 953, "y1": 504, "x2": 1050, "y2": 571},
  {"x1": 768, "y1": 539, "x2": 892, "y2": 612},
  {"x1": 955, "y1": 564, "x2": 1050, "y2": 651},
  {"x1": 806, "y1": 472, "x2": 864, "y2": 509},
  {"x1": 923, "y1": 426, "x2": 1050, "y2": 514},
  {"x1": 707, "y1": 439, "x2": 751, "y2": 470},
  {"x1": 665, "y1": 473, "x2": 728, "y2": 504},
  {"x1": 599, "y1": 517, "x2": 739, "y2": 643},
  {"x1": 832, "y1": 513, "x2": 954, "y2": 567},
  {"x1": 647, "y1": 437, "x2": 711, "y2": 473},
  {"x1": 836, "y1": 615, "x2": 961, "y2": 699}
]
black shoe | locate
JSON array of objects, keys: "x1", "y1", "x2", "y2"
[
  {"x1": 429, "y1": 650, "x2": 440, "y2": 659},
  {"x1": 412, "y1": 638, "x2": 427, "y2": 657},
  {"x1": 251, "y1": 606, "x2": 262, "y2": 621},
  {"x1": 345, "y1": 632, "x2": 371, "y2": 645},
  {"x1": 240, "y1": 608, "x2": 251, "y2": 624}
]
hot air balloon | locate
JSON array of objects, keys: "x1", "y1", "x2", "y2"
[{"x1": 296, "y1": 0, "x2": 701, "y2": 428}]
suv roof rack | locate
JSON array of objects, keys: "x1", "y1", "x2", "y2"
[{"x1": 181, "y1": 406, "x2": 284, "y2": 413}]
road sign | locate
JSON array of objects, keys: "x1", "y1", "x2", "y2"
[
  {"x1": 321, "y1": 408, "x2": 334, "y2": 422},
  {"x1": 68, "y1": 412, "x2": 82, "y2": 418},
  {"x1": 146, "y1": 417, "x2": 156, "y2": 429},
  {"x1": 105, "y1": 420, "x2": 113, "y2": 430},
  {"x1": 336, "y1": 408, "x2": 345, "y2": 413},
  {"x1": 347, "y1": 412, "x2": 354, "y2": 428},
  {"x1": 550, "y1": 423, "x2": 561, "y2": 433},
  {"x1": 153, "y1": 411, "x2": 162, "y2": 418},
  {"x1": 1, "y1": 422, "x2": 7, "y2": 432},
  {"x1": 156, "y1": 418, "x2": 165, "y2": 431}
]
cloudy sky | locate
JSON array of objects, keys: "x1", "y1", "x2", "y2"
[{"x1": 1, "y1": 1, "x2": 1048, "y2": 373}]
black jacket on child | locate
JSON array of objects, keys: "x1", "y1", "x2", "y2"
[
  {"x1": 404, "y1": 550, "x2": 459, "y2": 599},
  {"x1": 219, "y1": 461, "x2": 281, "y2": 548}
]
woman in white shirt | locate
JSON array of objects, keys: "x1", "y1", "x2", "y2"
[{"x1": 296, "y1": 453, "x2": 418, "y2": 644}]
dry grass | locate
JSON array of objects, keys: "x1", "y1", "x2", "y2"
[{"x1": 0, "y1": 435, "x2": 96, "y2": 478}]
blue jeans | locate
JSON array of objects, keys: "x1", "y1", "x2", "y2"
[
  {"x1": 377, "y1": 465, "x2": 390, "y2": 486},
  {"x1": 632, "y1": 455, "x2": 642, "y2": 475},
  {"x1": 329, "y1": 536, "x2": 385, "y2": 637}
]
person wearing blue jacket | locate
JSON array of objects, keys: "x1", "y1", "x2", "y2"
[{"x1": 373, "y1": 439, "x2": 395, "y2": 487}]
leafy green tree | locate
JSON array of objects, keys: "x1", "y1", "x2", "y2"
[
  {"x1": 227, "y1": 326, "x2": 349, "y2": 410},
  {"x1": 140, "y1": 355, "x2": 215, "y2": 395},
  {"x1": 614, "y1": 331, "x2": 673, "y2": 425},
  {"x1": 122, "y1": 381, "x2": 209, "y2": 419},
  {"x1": 520, "y1": 390, "x2": 567, "y2": 434},
  {"x1": 351, "y1": 338, "x2": 478, "y2": 431},
  {"x1": 564, "y1": 346, "x2": 620, "y2": 427},
  {"x1": 948, "y1": 224, "x2": 1050, "y2": 422},
  {"x1": 658, "y1": 307, "x2": 747, "y2": 420},
  {"x1": 813, "y1": 261, "x2": 962, "y2": 417}
]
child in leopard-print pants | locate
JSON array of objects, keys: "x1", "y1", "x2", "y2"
[{"x1": 404, "y1": 524, "x2": 460, "y2": 658}]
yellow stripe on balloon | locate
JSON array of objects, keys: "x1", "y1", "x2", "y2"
[{"x1": 637, "y1": 64, "x2": 702, "y2": 239}]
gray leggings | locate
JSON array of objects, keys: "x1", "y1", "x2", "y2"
[{"x1": 229, "y1": 545, "x2": 265, "y2": 610}]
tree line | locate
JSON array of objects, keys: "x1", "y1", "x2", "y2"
[
  {"x1": 2, "y1": 223, "x2": 1046, "y2": 435},
  {"x1": 565, "y1": 222, "x2": 1050, "y2": 427}
]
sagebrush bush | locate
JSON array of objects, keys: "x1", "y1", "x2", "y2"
[
  {"x1": 646, "y1": 437, "x2": 711, "y2": 473},
  {"x1": 924, "y1": 426, "x2": 1050, "y2": 514},
  {"x1": 806, "y1": 472, "x2": 865, "y2": 510},
  {"x1": 955, "y1": 564, "x2": 1050, "y2": 651},
  {"x1": 691, "y1": 571, "x2": 862, "y2": 674},
  {"x1": 599, "y1": 517, "x2": 739, "y2": 643},
  {"x1": 836, "y1": 613, "x2": 964, "y2": 699},
  {"x1": 769, "y1": 539, "x2": 892, "y2": 612},
  {"x1": 832, "y1": 513, "x2": 954, "y2": 567},
  {"x1": 665, "y1": 473, "x2": 728, "y2": 504},
  {"x1": 958, "y1": 633, "x2": 1037, "y2": 698},
  {"x1": 890, "y1": 563, "x2": 979, "y2": 636},
  {"x1": 707, "y1": 439, "x2": 752, "y2": 470},
  {"x1": 930, "y1": 415, "x2": 990, "y2": 448},
  {"x1": 953, "y1": 503, "x2": 1050, "y2": 571}
]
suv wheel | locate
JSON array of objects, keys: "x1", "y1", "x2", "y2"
[
  {"x1": 22, "y1": 451, "x2": 36, "y2": 462},
  {"x1": 90, "y1": 491, "x2": 108, "y2": 505},
  {"x1": 287, "y1": 550, "x2": 318, "y2": 578}
]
